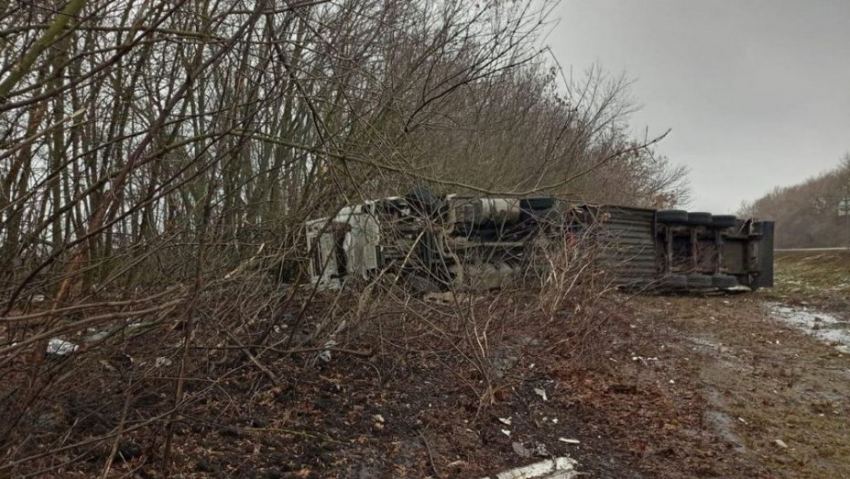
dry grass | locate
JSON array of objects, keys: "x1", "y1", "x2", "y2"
[{"x1": 767, "y1": 250, "x2": 850, "y2": 311}]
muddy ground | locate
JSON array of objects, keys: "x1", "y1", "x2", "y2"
[{"x1": 9, "y1": 250, "x2": 850, "y2": 478}]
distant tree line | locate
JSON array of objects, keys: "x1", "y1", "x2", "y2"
[{"x1": 743, "y1": 154, "x2": 850, "y2": 248}]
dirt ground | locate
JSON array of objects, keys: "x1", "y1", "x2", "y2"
[
  {"x1": 9, "y1": 250, "x2": 850, "y2": 478},
  {"x1": 618, "y1": 249, "x2": 850, "y2": 478}
]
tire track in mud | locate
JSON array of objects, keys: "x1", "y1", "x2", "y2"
[{"x1": 635, "y1": 294, "x2": 850, "y2": 479}]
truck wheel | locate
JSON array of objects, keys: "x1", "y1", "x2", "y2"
[
  {"x1": 657, "y1": 210, "x2": 688, "y2": 224},
  {"x1": 686, "y1": 274, "x2": 713, "y2": 289},
  {"x1": 711, "y1": 274, "x2": 738, "y2": 289},
  {"x1": 686, "y1": 212, "x2": 713, "y2": 226},
  {"x1": 710, "y1": 215, "x2": 738, "y2": 229},
  {"x1": 661, "y1": 274, "x2": 688, "y2": 289}
]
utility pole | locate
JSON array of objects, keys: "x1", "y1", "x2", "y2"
[{"x1": 839, "y1": 198, "x2": 850, "y2": 250}]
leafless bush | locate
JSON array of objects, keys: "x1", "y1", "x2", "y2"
[{"x1": 0, "y1": 0, "x2": 689, "y2": 474}]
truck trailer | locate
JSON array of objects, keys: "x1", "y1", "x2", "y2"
[{"x1": 305, "y1": 193, "x2": 774, "y2": 293}]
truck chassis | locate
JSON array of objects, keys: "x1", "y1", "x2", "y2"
[{"x1": 305, "y1": 194, "x2": 774, "y2": 292}]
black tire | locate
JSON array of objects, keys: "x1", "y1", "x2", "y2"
[
  {"x1": 686, "y1": 274, "x2": 713, "y2": 289},
  {"x1": 710, "y1": 215, "x2": 738, "y2": 229},
  {"x1": 711, "y1": 274, "x2": 738, "y2": 289},
  {"x1": 686, "y1": 212, "x2": 713, "y2": 226},
  {"x1": 661, "y1": 274, "x2": 688, "y2": 289},
  {"x1": 656, "y1": 209, "x2": 688, "y2": 224}
]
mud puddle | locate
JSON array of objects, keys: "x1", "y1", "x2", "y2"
[{"x1": 767, "y1": 303, "x2": 850, "y2": 353}]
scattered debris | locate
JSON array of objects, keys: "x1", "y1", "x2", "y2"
[
  {"x1": 533, "y1": 388, "x2": 548, "y2": 401},
  {"x1": 632, "y1": 355, "x2": 659, "y2": 363},
  {"x1": 774, "y1": 439, "x2": 788, "y2": 449},
  {"x1": 498, "y1": 417, "x2": 512, "y2": 426},
  {"x1": 372, "y1": 414, "x2": 385, "y2": 424},
  {"x1": 480, "y1": 456, "x2": 578, "y2": 479},
  {"x1": 316, "y1": 340, "x2": 337, "y2": 363},
  {"x1": 46, "y1": 338, "x2": 78, "y2": 356},
  {"x1": 155, "y1": 357, "x2": 173, "y2": 368},
  {"x1": 558, "y1": 438, "x2": 581, "y2": 445},
  {"x1": 501, "y1": 429, "x2": 511, "y2": 437},
  {"x1": 532, "y1": 443, "x2": 550, "y2": 457},
  {"x1": 85, "y1": 329, "x2": 111, "y2": 343}
]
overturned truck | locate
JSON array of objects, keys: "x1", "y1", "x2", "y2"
[{"x1": 305, "y1": 194, "x2": 774, "y2": 293}]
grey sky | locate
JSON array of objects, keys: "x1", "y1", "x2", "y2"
[{"x1": 549, "y1": 0, "x2": 850, "y2": 213}]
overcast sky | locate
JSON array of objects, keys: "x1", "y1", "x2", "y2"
[{"x1": 549, "y1": 0, "x2": 850, "y2": 213}]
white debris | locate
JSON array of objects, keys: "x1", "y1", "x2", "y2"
[
  {"x1": 155, "y1": 357, "x2": 173, "y2": 368},
  {"x1": 373, "y1": 414, "x2": 385, "y2": 423},
  {"x1": 501, "y1": 429, "x2": 511, "y2": 437},
  {"x1": 774, "y1": 439, "x2": 788, "y2": 449},
  {"x1": 47, "y1": 338, "x2": 78, "y2": 356},
  {"x1": 632, "y1": 356, "x2": 659, "y2": 364},
  {"x1": 533, "y1": 388, "x2": 548, "y2": 401},
  {"x1": 86, "y1": 330, "x2": 110, "y2": 343},
  {"x1": 498, "y1": 417, "x2": 512, "y2": 426},
  {"x1": 558, "y1": 438, "x2": 580, "y2": 444},
  {"x1": 482, "y1": 456, "x2": 578, "y2": 479},
  {"x1": 317, "y1": 339, "x2": 337, "y2": 363}
]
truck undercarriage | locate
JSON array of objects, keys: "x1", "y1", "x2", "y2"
[{"x1": 305, "y1": 194, "x2": 774, "y2": 293}]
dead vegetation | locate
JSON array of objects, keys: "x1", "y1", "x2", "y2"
[
  {"x1": 766, "y1": 250, "x2": 850, "y2": 312},
  {"x1": 1, "y1": 235, "x2": 624, "y2": 477},
  {"x1": 0, "y1": 0, "x2": 692, "y2": 476}
]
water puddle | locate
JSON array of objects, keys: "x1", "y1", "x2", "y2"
[{"x1": 767, "y1": 303, "x2": 850, "y2": 353}]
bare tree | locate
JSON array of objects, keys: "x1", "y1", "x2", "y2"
[{"x1": 0, "y1": 0, "x2": 687, "y2": 474}]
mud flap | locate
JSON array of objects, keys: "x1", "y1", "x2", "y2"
[{"x1": 755, "y1": 220, "x2": 775, "y2": 288}]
